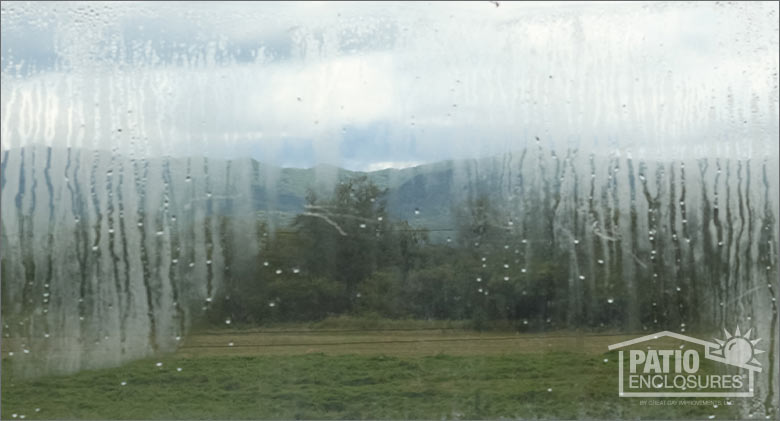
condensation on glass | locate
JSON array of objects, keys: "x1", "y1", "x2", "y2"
[{"x1": 0, "y1": 1, "x2": 778, "y2": 419}]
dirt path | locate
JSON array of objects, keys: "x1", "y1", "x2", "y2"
[{"x1": 176, "y1": 329, "x2": 641, "y2": 357}]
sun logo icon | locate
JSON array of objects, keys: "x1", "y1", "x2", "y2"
[{"x1": 710, "y1": 326, "x2": 764, "y2": 369}]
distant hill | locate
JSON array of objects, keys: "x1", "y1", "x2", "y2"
[{"x1": 1, "y1": 146, "x2": 527, "y2": 241}]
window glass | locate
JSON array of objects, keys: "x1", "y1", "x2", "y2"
[{"x1": 1, "y1": 1, "x2": 778, "y2": 419}]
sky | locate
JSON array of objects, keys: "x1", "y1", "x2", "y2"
[{"x1": 1, "y1": 1, "x2": 778, "y2": 171}]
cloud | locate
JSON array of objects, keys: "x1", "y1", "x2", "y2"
[
  {"x1": 363, "y1": 161, "x2": 423, "y2": 172},
  {"x1": 1, "y1": 1, "x2": 777, "y2": 169}
]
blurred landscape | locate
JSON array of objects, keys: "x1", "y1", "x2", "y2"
[
  {"x1": 2, "y1": 145, "x2": 777, "y2": 364},
  {"x1": 1, "y1": 1, "x2": 778, "y2": 419}
]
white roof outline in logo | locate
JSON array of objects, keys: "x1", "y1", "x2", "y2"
[{"x1": 608, "y1": 330, "x2": 762, "y2": 373}]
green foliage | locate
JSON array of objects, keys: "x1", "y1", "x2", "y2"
[
  {"x1": 205, "y1": 174, "x2": 725, "y2": 332},
  {"x1": 266, "y1": 276, "x2": 344, "y2": 322},
  {"x1": 206, "y1": 176, "x2": 602, "y2": 328},
  {"x1": 354, "y1": 270, "x2": 404, "y2": 318},
  {"x1": 292, "y1": 175, "x2": 390, "y2": 308}
]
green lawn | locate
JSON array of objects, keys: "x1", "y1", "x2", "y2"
[{"x1": 1, "y1": 327, "x2": 743, "y2": 419}]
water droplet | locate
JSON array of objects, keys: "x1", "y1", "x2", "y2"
[
  {"x1": 521, "y1": 268, "x2": 527, "y2": 273},
  {"x1": 377, "y1": 216, "x2": 383, "y2": 221},
  {"x1": 503, "y1": 264, "x2": 509, "y2": 269},
  {"x1": 205, "y1": 297, "x2": 213, "y2": 303},
  {"x1": 120, "y1": 381, "x2": 127, "y2": 386},
  {"x1": 228, "y1": 342, "x2": 234, "y2": 347},
  {"x1": 156, "y1": 231, "x2": 164, "y2": 236},
  {"x1": 547, "y1": 388, "x2": 553, "y2": 392},
  {"x1": 414, "y1": 208, "x2": 420, "y2": 215},
  {"x1": 177, "y1": 367, "x2": 182, "y2": 372},
  {"x1": 359, "y1": 223, "x2": 366, "y2": 229},
  {"x1": 476, "y1": 277, "x2": 482, "y2": 282},
  {"x1": 603, "y1": 358, "x2": 609, "y2": 363},
  {"x1": 578, "y1": 275, "x2": 585, "y2": 280},
  {"x1": 292, "y1": 268, "x2": 300, "y2": 274},
  {"x1": 263, "y1": 261, "x2": 269, "y2": 266},
  {"x1": 573, "y1": 239, "x2": 580, "y2": 245},
  {"x1": 155, "y1": 362, "x2": 163, "y2": 367},
  {"x1": 8, "y1": 352, "x2": 13, "y2": 356},
  {"x1": 275, "y1": 269, "x2": 282, "y2": 275},
  {"x1": 268, "y1": 302, "x2": 276, "y2": 307},
  {"x1": 607, "y1": 298, "x2": 614, "y2": 304},
  {"x1": 503, "y1": 276, "x2": 510, "y2": 281},
  {"x1": 225, "y1": 319, "x2": 231, "y2": 325}
]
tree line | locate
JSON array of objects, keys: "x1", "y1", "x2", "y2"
[{"x1": 208, "y1": 175, "x2": 626, "y2": 331}]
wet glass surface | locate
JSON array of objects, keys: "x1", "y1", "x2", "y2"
[{"x1": 1, "y1": 1, "x2": 778, "y2": 419}]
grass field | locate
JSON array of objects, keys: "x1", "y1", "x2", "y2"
[{"x1": 1, "y1": 322, "x2": 742, "y2": 419}]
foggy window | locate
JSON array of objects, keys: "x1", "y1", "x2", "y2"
[{"x1": 1, "y1": 1, "x2": 778, "y2": 420}]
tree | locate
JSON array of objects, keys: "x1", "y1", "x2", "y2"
[{"x1": 292, "y1": 176, "x2": 390, "y2": 311}]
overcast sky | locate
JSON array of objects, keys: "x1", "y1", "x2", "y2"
[{"x1": 1, "y1": 1, "x2": 778, "y2": 170}]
